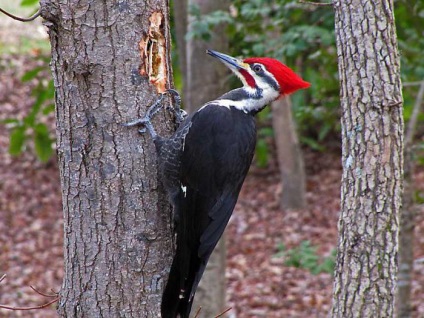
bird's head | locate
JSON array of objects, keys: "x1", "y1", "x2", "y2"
[{"x1": 207, "y1": 49, "x2": 310, "y2": 101}]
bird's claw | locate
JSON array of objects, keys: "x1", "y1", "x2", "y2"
[
  {"x1": 163, "y1": 89, "x2": 186, "y2": 124},
  {"x1": 166, "y1": 107, "x2": 187, "y2": 124},
  {"x1": 124, "y1": 88, "x2": 184, "y2": 138},
  {"x1": 178, "y1": 109, "x2": 188, "y2": 119},
  {"x1": 123, "y1": 117, "x2": 149, "y2": 128},
  {"x1": 123, "y1": 116, "x2": 153, "y2": 136},
  {"x1": 166, "y1": 89, "x2": 181, "y2": 105}
]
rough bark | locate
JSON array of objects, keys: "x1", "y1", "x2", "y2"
[
  {"x1": 271, "y1": 97, "x2": 306, "y2": 209},
  {"x1": 182, "y1": 0, "x2": 230, "y2": 315},
  {"x1": 331, "y1": 1, "x2": 403, "y2": 317},
  {"x1": 39, "y1": 0, "x2": 174, "y2": 316}
]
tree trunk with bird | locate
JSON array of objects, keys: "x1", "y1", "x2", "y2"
[{"x1": 39, "y1": 0, "x2": 175, "y2": 316}]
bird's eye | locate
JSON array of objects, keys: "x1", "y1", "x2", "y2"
[{"x1": 253, "y1": 64, "x2": 263, "y2": 73}]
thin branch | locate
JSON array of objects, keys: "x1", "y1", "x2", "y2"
[
  {"x1": 194, "y1": 307, "x2": 202, "y2": 318},
  {"x1": 0, "y1": 277, "x2": 60, "y2": 311},
  {"x1": 405, "y1": 81, "x2": 424, "y2": 147},
  {"x1": 0, "y1": 7, "x2": 41, "y2": 22},
  {"x1": 403, "y1": 81, "x2": 424, "y2": 87},
  {"x1": 0, "y1": 297, "x2": 59, "y2": 311},
  {"x1": 50, "y1": 288, "x2": 59, "y2": 295},
  {"x1": 214, "y1": 307, "x2": 232, "y2": 318},
  {"x1": 30, "y1": 286, "x2": 59, "y2": 298},
  {"x1": 298, "y1": 0, "x2": 333, "y2": 6},
  {"x1": 388, "y1": 100, "x2": 403, "y2": 107}
]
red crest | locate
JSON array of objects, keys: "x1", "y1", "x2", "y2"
[{"x1": 244, "y1": 57, "x2": 310, "y2": 95}]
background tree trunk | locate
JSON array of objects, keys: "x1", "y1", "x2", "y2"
[
  {"x1": 397, "y1": 81, "x2": 424, "y2": 318},
  {"x1": 331, "y1": 1, "x2": 403, "y2": 317},
  {"x1": 271, "y1": 97, "x2": 306, "y2": 209},
  {"x1": 184, "y1": 0, "x2": 230, "y2": 113},
  {"x1": 40, "y1": 0, "x2": 174, "y2": 316},
  {"x1": 177, "y1": 0, "x2": 230, "y2": 315},
  {"x1": 397, "y1": 142, "x2": 415, "y2": 318},
  {"x1": 173, "y1": 0, "x2": 187, "y2": 94}
]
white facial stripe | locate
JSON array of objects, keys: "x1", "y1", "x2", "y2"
[
  {"x1": 250, "y1": 66, "x2": 279, "y2": 91},
  {"x1": 198, "y1": 63, "x2": 281, "y2": 113},
  {"x1": 212, "y1": 87, "x2": 279, "y2": 112}
]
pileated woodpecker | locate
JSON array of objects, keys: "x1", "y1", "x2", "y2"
[{"x1": 125, "y1": 50, "x2": 309, "y2": 318}]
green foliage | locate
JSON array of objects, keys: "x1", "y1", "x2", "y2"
[
  {"x1": 255, "y1": 108, "x2": 273, "y2": 167},
  {"x1": 274, "y1": 241, "x2": 336, "y2": 275},
  {"x1": 414, "y1": 190, "x2": 424, "y2": 205},
  {"x1": 255, "y1": 127, "x2": 274, "y2": 168},
  {"x1": 0, "y1": 1, "x2": 50, "y2": 55},
  {"x1": 395, "y1": 1, "x2": 424, "y2": 82},
  {"x1": 187, "y1": 5, "x2": 232, "y2": 41},
  {"x1": 9, "y1": 125, "x2": 26, "y2": 156},
  {"x1": 186, "y1": 0, "x2": 424, "y2": 155},
  {"x1": 0, "y1": 36, "x2": 51, "y2": 55},
  {"x1": 255, "y1": 138, "x2": 269, "y2": 168},
  {"x1": 414, "y1": 142, "x2": 424, "y2": 167},
  {"x1": 318, "y1": 249, "x2": 337, "y2": 274},
  {"x1": 2, "y1": 60, "x2": 55, "y2": 163},
  {"x1": 2, "y1": 0, "x2": 55, "y2": 163},
  {"x1": 187, "y1": 0, "x2": 339, "y2": 152},
  {"x1": 20, "y1": 0, "x2": 39, "y2": 6},
  {"x1": 395, "y1": 1, "x2": 424, "y2": 152},
  {"x1": 33, "y1": 122, "x2": 54, "y2": 162}
]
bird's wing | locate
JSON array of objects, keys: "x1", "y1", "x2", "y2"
[
  {"x1": 181, "y1": 104, "x2": 256, "y2": 257},
  {"x1": 161, "y1": 104, "x2": 256, "y2": 318}
]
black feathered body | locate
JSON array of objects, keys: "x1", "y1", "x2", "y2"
[{"x1": 158, "y1": 103, "x2": 256, "y2": 318}]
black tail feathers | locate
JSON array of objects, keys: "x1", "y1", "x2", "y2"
[
  {"x1": 161, "y1": 257, "x2": 184, "y2": 317},
  {"x1": 161, "y1": 249, "x2": 195, "y2": 318},
  {"x1": 161, "y1": 244, "x2": 208, "y2": 318}
]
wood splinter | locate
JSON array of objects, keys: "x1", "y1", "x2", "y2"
[{"x1": 139, "y1": 11, "x2": 167, "y2": 93}]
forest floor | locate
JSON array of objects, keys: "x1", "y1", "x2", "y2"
[{"x1": 0, "y1": 54, "x2": 424, "y2": 318}]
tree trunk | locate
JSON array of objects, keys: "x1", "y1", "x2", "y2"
[
  {"x1": 271, "y1": 97, "x2": 306, "y2": 209},
  {"x1": 397, "y1": 82, "x2": 424, "y2": 318},
  {"x1": 185, "y1": 0, "x2": 230, "y2": 113},
  {"x1": 331, "y1": 1, "x2": 403, "y2": 317},
  {"x1": 40, "y1": 0, "x2": 174, "y2": 316}
]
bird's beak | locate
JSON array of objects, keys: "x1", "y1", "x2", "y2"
[{"x1": 206, "y1": 49, "x2": 249, "y2": 71}]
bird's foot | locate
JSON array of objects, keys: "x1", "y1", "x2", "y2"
[
  {"x1": 123, "y1": 89, "x2": 185, "y2": 138},
  {"x1": 165, "y1": 89, "x2": 187, "y2": 124},
  {"x1": 123, "y1": 116, "x2": 157, "y2": 138},
  {"x1": 174, "y1": 108, "x2": 188, "y2": 124},
  {"x1": 123, "y1": 93, "x2": 169, "y2": 138}
]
